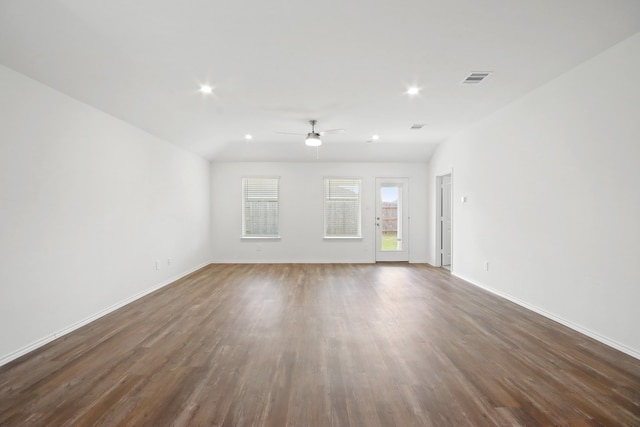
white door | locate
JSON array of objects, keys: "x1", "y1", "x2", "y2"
[
  {"x1": 375, "y1": 178, "x2": 409, "y2": 262},
  {"x1": 440, "y1": 174, "x2": 452, "y2": 267}
]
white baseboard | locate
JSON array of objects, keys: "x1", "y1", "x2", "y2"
[
  {"x1": 211, "y1": 258, "x2": 427, "y2": 264},
  {"x1": 452, "y1": 273, "x2": 640, "y2": 361},
  {"x1": 211, "y1": 259, "x2": 376, "y2": 264},
  {"x1": 0, "y1": 262, "x2": 210, "y2": 367}
]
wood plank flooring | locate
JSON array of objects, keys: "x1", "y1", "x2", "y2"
[{"x1": 1, "y1": 263, "x2": 639, "y2": 426}]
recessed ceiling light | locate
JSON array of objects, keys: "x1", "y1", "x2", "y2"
[
  {"x1": 199, "y1": 84, "x2": 213, "y2": 94},
  {"x1": 406, "y1": 86, "x2": 420, "y2": 96},
  {"x1": 244, "y1": 134, "x2": 253, "y2": 140},
  {"x1": 372, "y1": 134, "x2": 380, "y2": 141}
]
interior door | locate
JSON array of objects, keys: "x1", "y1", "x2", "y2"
[
  {"x1": 375, "y1": 178, "x2": 409, "y2": 262},
  {"x1": 440, "y1": 174, "x2": 452, "y2": 267}
]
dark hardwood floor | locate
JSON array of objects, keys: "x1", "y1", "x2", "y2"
[{"x1": 1, "y1": 263, "x2": 639, "y2": 426}]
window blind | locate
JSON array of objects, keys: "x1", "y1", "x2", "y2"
[
  {"x1": 242, "y1": 177, "x2": 279, "y2": 237},
  {"x1": 324, "y1": 178, "x2": 361, "y2": 238}
]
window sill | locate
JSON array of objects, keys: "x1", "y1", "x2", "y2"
[
  {"x1": 241, "y1": 236, "x2": 281, "y2": 240},
  {"x1": 323, "y1": 236, "x2": 363, "y2": 240}
]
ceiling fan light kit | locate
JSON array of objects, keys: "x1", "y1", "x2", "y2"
[
  {"x1": 305, "y1": 133, "x2": 322, "y2": 146},
  {"x1": 305, "y1": 120, "x2": 322, "y2": 146}
]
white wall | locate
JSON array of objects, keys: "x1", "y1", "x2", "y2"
[
  {"x1": 211, "y1": 162, "x2": 428, "y2": 263},
  {"x1": 427, "y1": 33, "x2": 640, "y2": 358},
  {"x1": 0, "y1": 65, "x2": 211, "y2": 365}
]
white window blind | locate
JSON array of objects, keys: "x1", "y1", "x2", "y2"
[
  {"x1": 242, "y1": 177, "x2": 279, "y2": 237},
  {"x1": 324, "y1": 178, "x2": 361, "y2": 238}
]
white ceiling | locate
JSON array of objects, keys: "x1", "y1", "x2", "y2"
[{"x1": 1, "y1": 1, "x2": 639, "y2": 163}]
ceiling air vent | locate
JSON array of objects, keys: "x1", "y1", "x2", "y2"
[
  {"x1": 462, "y1": 72, "x2": 491, "y2": 84},
  {"x1": 410, "y1": 123, "x2": 426, "y2": 129}
]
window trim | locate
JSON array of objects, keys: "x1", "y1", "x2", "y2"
[
  {"x1": 323, "y1": 177, "x2": 362, "y2": 239},
  {"x1": 241, "y1": 176, "x2": 280, "y2": 239}
]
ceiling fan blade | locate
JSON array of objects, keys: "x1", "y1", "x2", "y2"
[
  {"x1": 318, "y1": 128, "x2": 345, "y2": 135},
  {"x1": 276, "y1": 131, "x2": 306, "y2": 136}
]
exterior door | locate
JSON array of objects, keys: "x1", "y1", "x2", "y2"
[
  {"x1": 375, "y1": 178, "x2": 409, "y2": 262},
  {"x1": 440, "y1": 174, "x2": 452, "y2": 267}
]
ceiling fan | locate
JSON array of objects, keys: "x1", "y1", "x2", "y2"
[{"x1": 277, "y1": 120, "x2": 344, "y2": 146}]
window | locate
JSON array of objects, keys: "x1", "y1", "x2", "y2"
[
  {"x1": 242, "y1": 177, "x2": 279, "y2": 238},
  {"x1": 324, "y1": 178, "x2": 361, "y2": 238}
]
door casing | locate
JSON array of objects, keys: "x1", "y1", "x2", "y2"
[{"x1": 435, "y1": 171, "x2": 453, "y2": 269}]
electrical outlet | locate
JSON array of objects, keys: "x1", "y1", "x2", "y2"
[
  {"x1": 167, "y1": 258, "x2": 171, "y2": 266},
  {"x1": 155, "y1": 260, "x2": 160, "y2": 270},
  {"x1": 483, "y1": 261, "x2": 489, "y2": 271}
]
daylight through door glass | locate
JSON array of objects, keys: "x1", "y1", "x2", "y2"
[{"x1": 381, "y1": 186, "x2": 401, "y2": 251}]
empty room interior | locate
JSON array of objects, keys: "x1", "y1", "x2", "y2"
[{"x1": 1, "y1": 1, "x2": 640, "y2": 425}]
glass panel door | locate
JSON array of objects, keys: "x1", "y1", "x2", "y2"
[{"x1": 375, "y1": 178, "x2": 409, "y2": 262}]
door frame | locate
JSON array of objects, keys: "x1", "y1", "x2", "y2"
[
  {"x1": 435, "y1": 170, "x2": 453, "y2": 270},
  {"x1": 375, "y1": 177, "x2": 410, "y2": 262}
]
